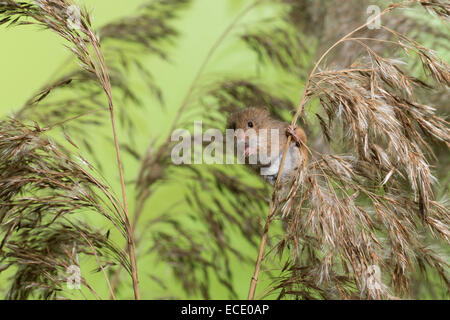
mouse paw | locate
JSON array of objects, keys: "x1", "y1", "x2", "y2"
[{"x1": 286, "y1": 125, "x2": 303, "y2": 145}]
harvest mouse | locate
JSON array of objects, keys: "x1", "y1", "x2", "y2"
[{"x1": 227, "y1": 107, "x2": 307, "y2": 185}]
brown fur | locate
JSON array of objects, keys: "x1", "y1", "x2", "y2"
[{"x1": 227, "y1": 107, "x2": 307, "y2": 162}]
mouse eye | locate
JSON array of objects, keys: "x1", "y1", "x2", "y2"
[{"x1": 248, "y1": 121, "x2": 254, "y2": 128}]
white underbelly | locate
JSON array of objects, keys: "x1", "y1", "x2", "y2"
[{"x1": 260, "y1": 143, "x2": 300, "y2": 183}]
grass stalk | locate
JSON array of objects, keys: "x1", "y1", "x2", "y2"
[{"x1": 247, "y1": 4, "x2": 398, "y2": 300}]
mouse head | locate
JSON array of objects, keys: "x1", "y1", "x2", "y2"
[
  {"x1": 226, "y1": 107, "x2": 271, "y2": 137},
  {"x1": 226, "y1": 107, "x2": 272, "y2": 157}
]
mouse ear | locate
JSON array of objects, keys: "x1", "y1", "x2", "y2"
[{"x1": 261, "y1": 106, "x2": 271, "y2": 116}]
